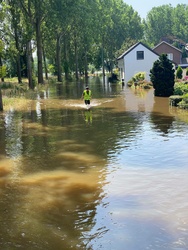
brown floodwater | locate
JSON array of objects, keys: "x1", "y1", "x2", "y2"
[{"x1": 0, "y1": 77, "x2": 188, "y2": 250}]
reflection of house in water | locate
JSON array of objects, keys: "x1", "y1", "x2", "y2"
[{"x1": 125, "y1": 87, "x2": 154, "y2": 113}]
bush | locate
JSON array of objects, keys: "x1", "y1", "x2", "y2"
[
  {"x1": 150, "y1": 54, "x2": 175, "y2": 97},
  {"x1": 174, "y1": 82, "x2": 188, "y2": 95},
  {"x1": 133, "y1": 72, "x2": 145, "y2": 81},
  {"x1": 178, "y1": 93, "x2": 188, "y2": 109},
  {"x1": 186, "y1": 67, "x2": 188, "y2": 76},
  {"x1": 176, "y1": 66, "x2": 183, "y2": 79},
  {"x1": 0, "y1": 65, "x2": 6, "y2": 78}
]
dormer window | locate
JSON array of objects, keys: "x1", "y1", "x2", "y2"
[{"x1": 137, "y1": 51, "x2": 144, "y2": 60}]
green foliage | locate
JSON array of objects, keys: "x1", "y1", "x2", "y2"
[
  {"x1": 150, "y1": 54, "x2": 175, "y2": 97},
  {"x1": 144, "y1": 4, "x2": 188, "y2": 48},
  {"x1": 143, "y1": 5, "x2": 174, "y2": 45},
  {"x1": 173, "y1": 82, "x2": 188, "y2": 95},
  {"x1": 176, "y1": 66, "x2": 183, "y2": 79},
  {"x1": 0, "y1": 82, "x2": 13, "y2": 89},
  {"x1": 88, "y1": 64, "x2": 96, "y2": 74},
  {"x1": 48, "y1": 64, "x2": 55, "y2": 75},
  {"x1": 0, "y1": 65, "x2": 6, "y2": 78},
  {"x1": 178, "y1": 93, "x2": 188, "y2": 109},
  {"x1": 133, "y1": 72, "x2": 145, "y2": 81},
  {"x1": 0, "y1": 82, "x2": 28, "y2": 97},
  {"x1": 182, "y1": 93, "x2": 188, "y2": 100},
  {"x1": 186, "y1": 68, "x2": 188, "y2": 76},
  {"x1": 1, "y1": 0, "x2": 188, "y2": 87}
]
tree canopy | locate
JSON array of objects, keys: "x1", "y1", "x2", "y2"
[
  {"x1": 0, "y1": 1, "x2": 187, "y2": 87},
  {"x1": 150, "y1": 54, "x2": 175, "y2": 97}
]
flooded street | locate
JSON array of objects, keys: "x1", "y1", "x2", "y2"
[{"x1": 0, "y1": 77, "x2": 188, "y2": 250}]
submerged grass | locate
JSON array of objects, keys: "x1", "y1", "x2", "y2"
[
  {"x1": 2, "y1": 97, "x2": 34, "y2": 112},
  {"x1": 1, "y1": 77, "x2": 51, "y2": 112}
]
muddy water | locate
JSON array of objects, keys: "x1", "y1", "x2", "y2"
[{"x1": 0, "y1": 78, "x2": 188, "y2": 250}]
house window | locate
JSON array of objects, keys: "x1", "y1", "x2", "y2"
[
  {"x1": 137, "y1": 51, "x2": 144, "y2": 60},
  {"x1": 167, "y1": 53, "x2": 173, "y2": 60}
]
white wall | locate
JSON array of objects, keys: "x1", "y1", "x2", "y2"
[
  {"x1": 123, "y1": 44, "x2": 159, "y2": 83},
  {"x1": 117, "y1": 59, "x2": 124, "y2": 80}
]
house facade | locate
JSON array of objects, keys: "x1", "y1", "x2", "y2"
[
  {"x1": 117, "y1": 42, "x2": 159, "y2": 83},
  {"x1": 153, "y1": 41, "x2": 182, "y2": 65}
]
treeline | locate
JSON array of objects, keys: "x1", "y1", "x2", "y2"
[{"x1": 0, "y1": 0, "x2": 188, "y2": 88}]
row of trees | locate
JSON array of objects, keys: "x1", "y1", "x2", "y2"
[
  {"x1": 0, "y1": 0, "x2": 143, "y2": 88},
  {"x1": 0, "y1": 1, "x2": 188, "y2": 89}
]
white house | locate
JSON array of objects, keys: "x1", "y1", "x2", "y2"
[{"x1": 117, "y1": 42, "x2": 159, "y2": 83}]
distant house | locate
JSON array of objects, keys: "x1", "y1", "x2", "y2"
[
  {"x1": 117, "y1": 42, "x2": 159, "y2": 83},
  {"x1": 180, "y1": 57, "x2": 188, "y2": 69},
  {"x1": 153, "y1": 41, "x2": 182, "y2": 66}
]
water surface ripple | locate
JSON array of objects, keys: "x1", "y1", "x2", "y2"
[{"x1": 0, "y1": 81, "x2": 188, "y2": 249}]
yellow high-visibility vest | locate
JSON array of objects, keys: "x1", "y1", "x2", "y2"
[{"x1": 83, "y1": 90, "x2": 92, "y2": 100}]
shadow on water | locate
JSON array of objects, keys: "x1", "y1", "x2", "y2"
[{"x1": 0, "y1": 77, "x2": 188, "y2": 249}]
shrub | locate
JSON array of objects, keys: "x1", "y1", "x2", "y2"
[
  {"x1": 176, "y1": 66, "x2": 183, "y2": 79},
  {"x1": 133, "y1": 72, "x2": 145, "y2": 81},
  {"x1": 174, "y1": 82, "x2": 188, "y2": 95},
  {"x1": 150, "y1": 54, "x2": 175, "y2": 97},
  {"x1": 178, "y1": 93, "x2": 188, "y2": 109},
  {"x1": 186, "y1": 68, "x2": 188, "y2": 76},
  {"x1": 0, "y1": 65, "x2": 6, "y2": 78}
]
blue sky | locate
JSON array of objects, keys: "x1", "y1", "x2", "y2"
[{"x1": 124, "y1": 0, "x2": 188, "y2": 19}]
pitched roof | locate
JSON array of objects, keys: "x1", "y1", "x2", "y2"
[
  {"x1": 117, "y1": 41, "x2": 159, "y2": 60},
  {"x1": 153, "y1": 41, "x2": 182, "y2": 53}
]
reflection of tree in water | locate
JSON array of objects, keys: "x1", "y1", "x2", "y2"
[
  {"x1": 0, "y1": 94, "x2": 141, "y2": 249},
  {"x1": 0, "y1": 113, "x2": 6, "y2": 157},
  {"x1": 56, "y1": 82, "x2": 84, "y2": 99},
  {"x1": 150, "y1": 97, "x2": 175, "y2": 135},
  {"x1": 150, "y1": 113, "x2": 175, "y2": 134}
]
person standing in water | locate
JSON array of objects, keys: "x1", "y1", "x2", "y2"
[{"x1": 82, "y1": 86, "x2": 92, "y2": 106}]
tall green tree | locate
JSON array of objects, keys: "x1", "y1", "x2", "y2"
[
  {"x1": 1, "y1": 0, "x2": 24, "y2": 83},
  {"x1": 19, "y1": 0, "x2": 51, "y2": 84},
  {"x1": 21, "y1": 0, "x2": 35, "y2": 89},
  {"x1": 105, "y1": 0, "x2": 143, "y2": 70},
  {"x1": 172, "y1": 4, "x2": 188, "y2": 44},
  {"x1": 7, "y1": 0, "x2": 22, "y2": 83},
  {"x1": 143, "y1": 4, "x2": 174, "y2": 46},
  {"x1": 150, "y1": 54, "x2": 175, "y2": 97}
]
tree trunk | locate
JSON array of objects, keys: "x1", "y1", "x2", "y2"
[
  {"x1": 63, "y1": 41, "x2": 69, "y2": 81},
  {"x1": 16, "y1": 55, "x2": 22, "y2": 83},
  {"x1": 56, "y1": 34, "x2": 62, "y2": 82},
  {"x1": 101, "y1": 42, "x2": 105, "y2": 84},
  {"x1": 0, "y1": 87, "x2": 3, "y2": 111},
  {"x1": 14, "y1": 26, "x2": 22, "y2": 83},
  {"x1": 36, "y1": 18, "x2": 43, "y2": 84},
  {"x1": 74, "y1": 35, "x2": 79, "y2": 80},
  {"x1": 43, "y1": 45, "x2": 48, "y2": 80},
  {"x1": 84, "y1": 48, "x2": 88, "y2": 81},
  {"x1": 26, "y1": 40, "x2": 34, "y2": 89},
  {"x1": 0, "y1": 57, "x2": 4, "y2": 82}
]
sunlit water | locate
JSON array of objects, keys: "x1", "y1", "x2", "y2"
[{"x1": 0, "y1": 78, "x2": 188, "y2": 250}]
